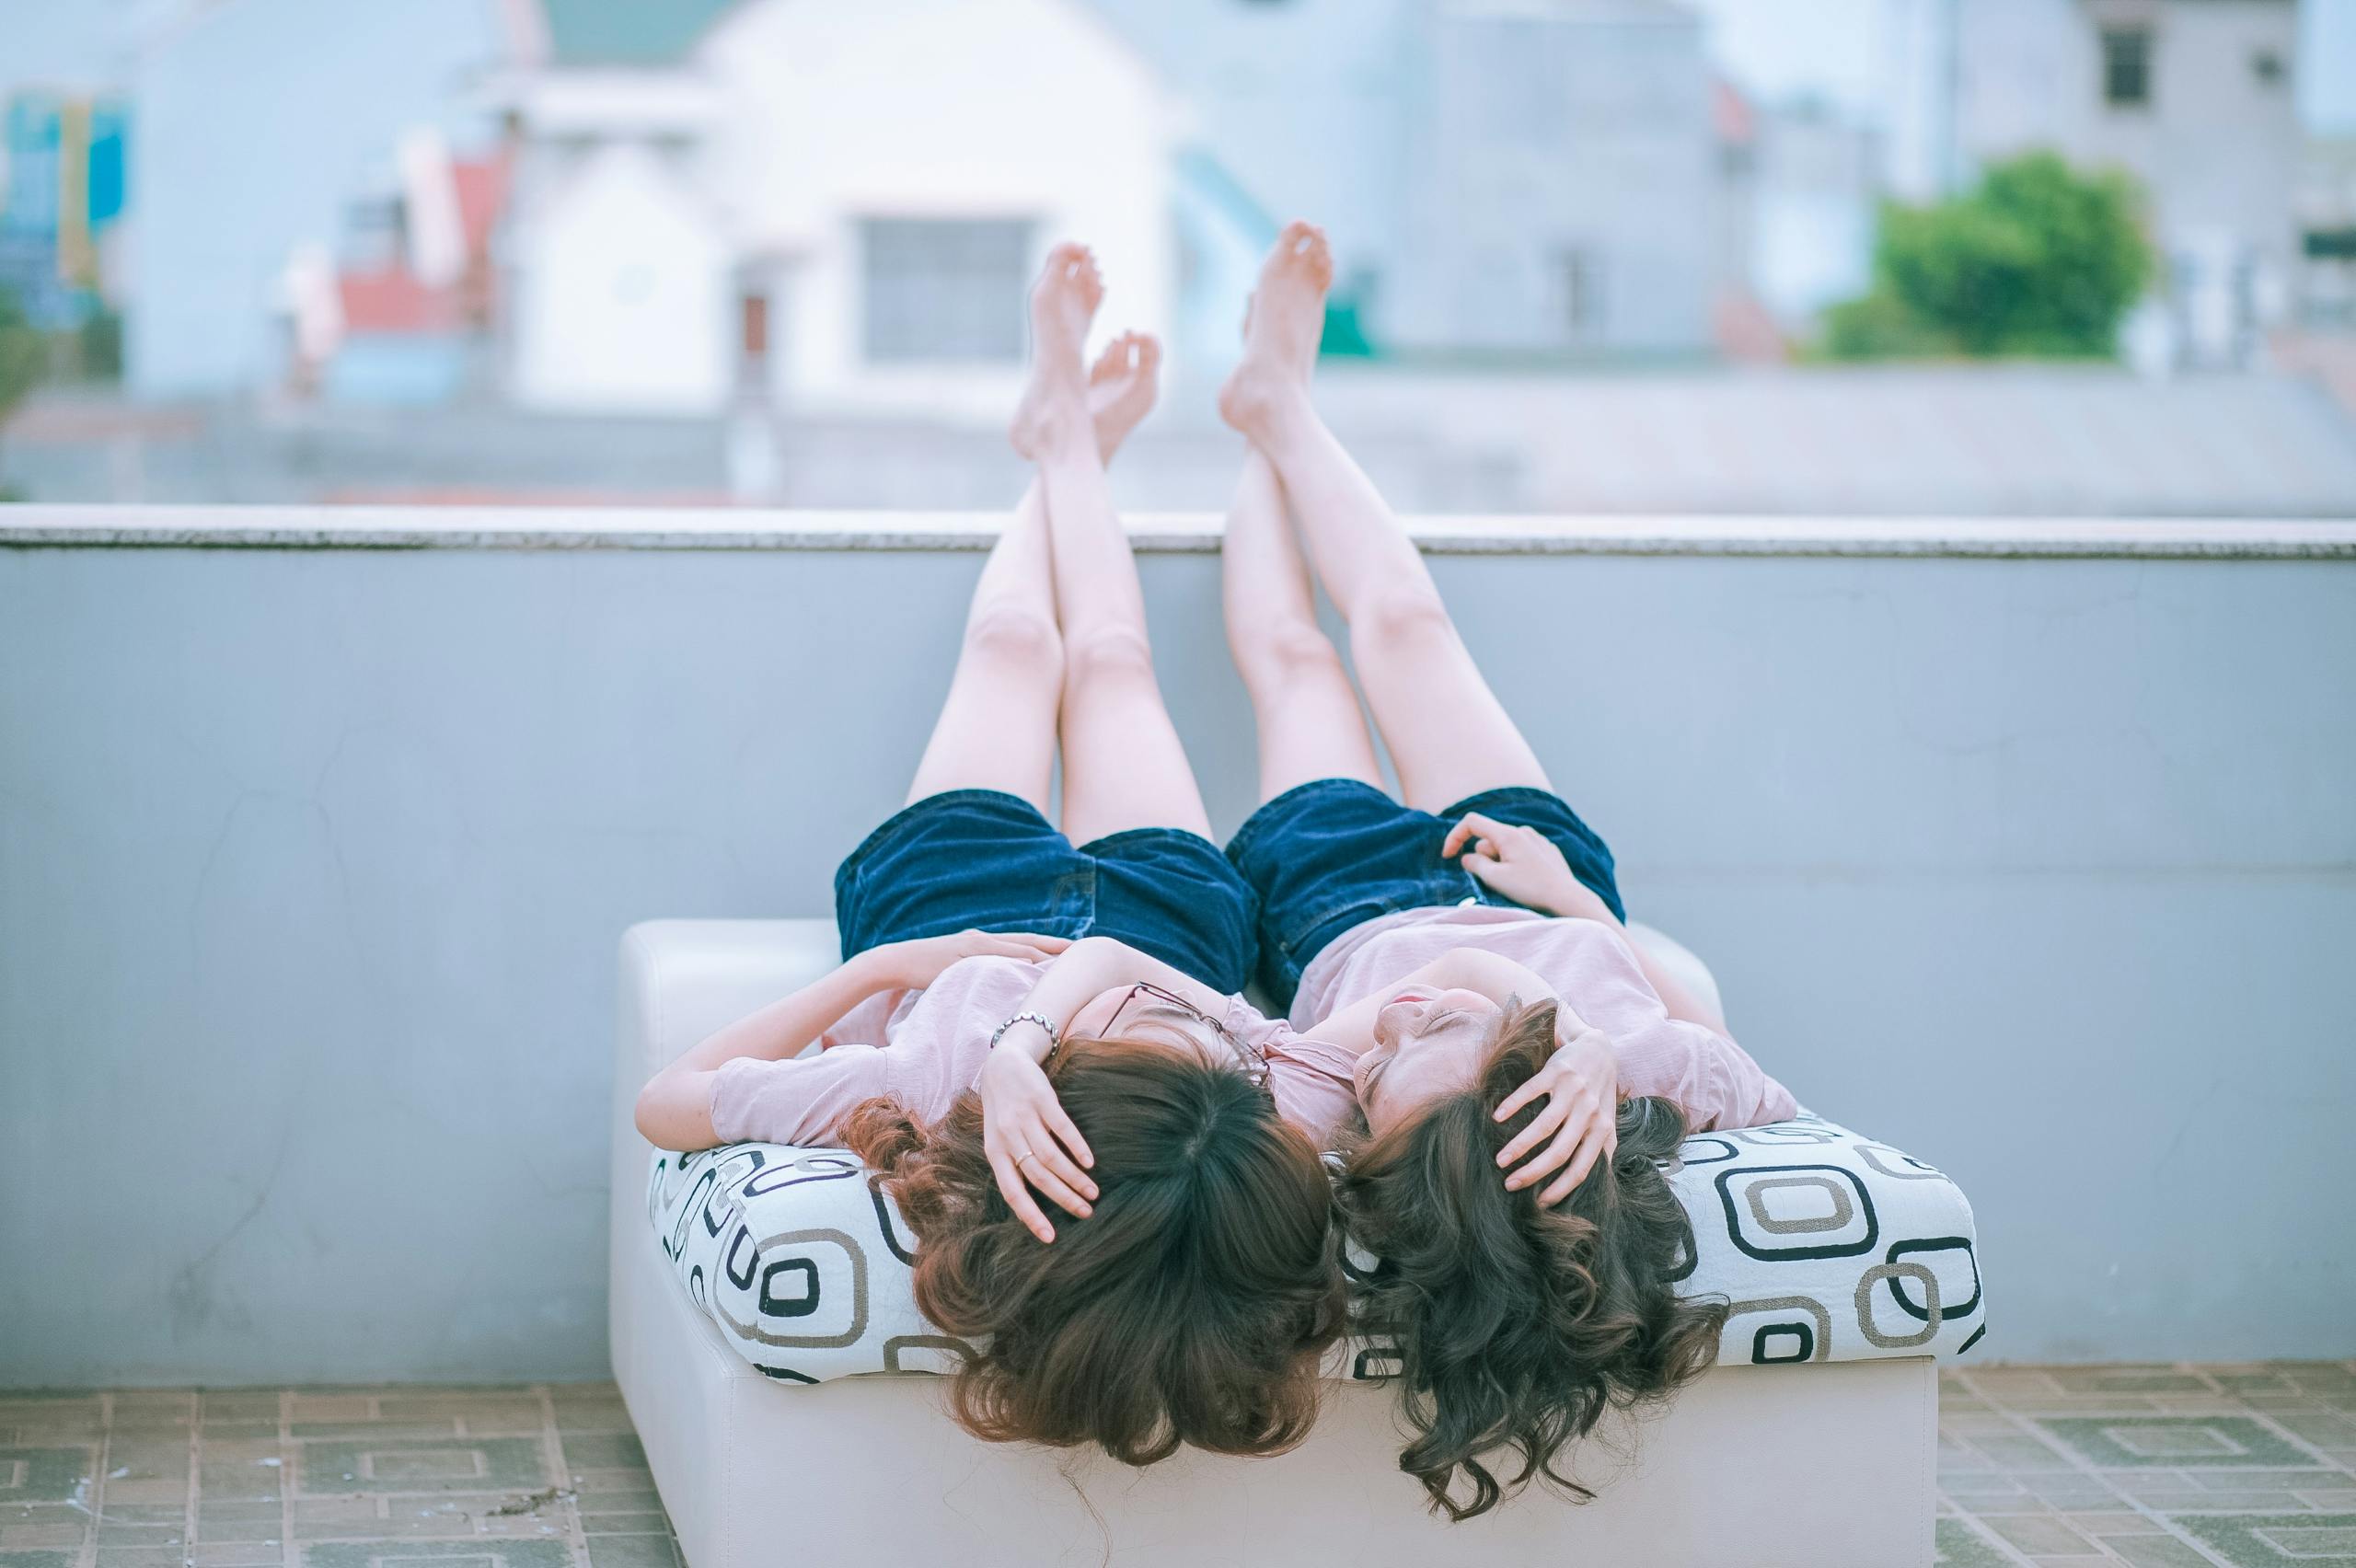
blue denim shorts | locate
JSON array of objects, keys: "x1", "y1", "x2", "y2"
[
  {"x1": 835, "y1": 789, "x2": 1260, "y2": 996},
  {"x1": 1223, "y1": 778, "x2": 1625, "y2": 1010}
]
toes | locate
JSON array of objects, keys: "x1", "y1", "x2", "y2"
[
  {"x1": 1130, "y1": 333, "x2": 1161, "y2": 370},
  {"x1": 1089, "y1": 334, "x2": 1134, "y2": 382}
]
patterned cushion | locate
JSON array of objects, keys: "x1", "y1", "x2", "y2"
[{"x1": 646, "y1": 1108, "x2": 1985, "y2": 1385}]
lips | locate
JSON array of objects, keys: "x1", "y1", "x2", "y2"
[{"x1": 1387, "y1": 988, "x2": 1432, "y2": 1008}]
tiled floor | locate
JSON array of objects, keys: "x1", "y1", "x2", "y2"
[
  {"x1": 0, "y1": 1386, "x2": 673, "y2": 1568},
  {"x1": 3, "y1": 1364, "x2": 2352, "y2": 1567},
  {"x1": 1934, "y1": 1362, "x2": 2356, "y2": 1567}
]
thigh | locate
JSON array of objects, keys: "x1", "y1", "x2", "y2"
[
  {"x1": 835, "y1": 790, "x2": 1094, "y2": 961},
  {"x1": 1236, "y1": 627, "x2": 1384, "y2": 803},
  {"x1": 1349, "y1": 592, "x2": 1553, "y2": 814},
  {"x1": 1057, "y1": 640, "x2": 1216, "y2": 845},
  {"x1": 903, "y1": 616, "x2": 1060, "y2": 814}
]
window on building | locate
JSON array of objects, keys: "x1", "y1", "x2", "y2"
[
  {"x1": 740, "y1": 293, "x2": 769, "y2": 360},
  {"x1": 1561, "y1": 249, "x2": 1605, "y2": 339},
  {"x1": 860, "y1": 218, "x2": 1033, "y2": 364},
  {"x1": 2100, "y1": 26, "x2": 2153, "y2": 109}
]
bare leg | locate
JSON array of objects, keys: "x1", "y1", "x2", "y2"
[
  {"x1": 1219, "y1": 221, "x2": 1550, "y2": 813},
  {"x1": 1011, "y1": 244, "x2": 1214, "y2": 845},
  {"x1": 903, "y1": 325, "x2": 1165, "y2": 811},
  {"x1": 1222, "y1": 448, "x2": 1383, "y2": 801}
]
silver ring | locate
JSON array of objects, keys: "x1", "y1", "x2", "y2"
[{"x1": 1015, "y1": 1150, "x2": 1037, "y2": 1165}]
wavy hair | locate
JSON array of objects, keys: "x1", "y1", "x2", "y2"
[
  {"x1": 840, "y1": 1035, "x2": 1345, "y2": 1465},
  {"x1": 1335, "y1": 998, "x2": 1725, "y2": 1519}
]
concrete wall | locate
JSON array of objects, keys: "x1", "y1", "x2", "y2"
[{"x1": 2, "y1": 523, "x2": 2351, "y2": 1383}]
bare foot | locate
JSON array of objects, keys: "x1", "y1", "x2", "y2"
[
  {"x1": 1218, "y1": 220, "x2": 1333, "y2": 439},
  {"x1": 1089, "y1": 331, "x2": 1161, "y2": 458},
  {"x1": 1010, "y1": 241, "x2": 1104, "y2": 459}
]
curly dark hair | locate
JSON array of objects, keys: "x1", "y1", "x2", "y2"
[
  {"x1": 839, "y1": 1034, "x2": 1345, "y2": 1466},
  {"x1": 1334, "y1": 997, "x2": 1726, "y2": 1519}
]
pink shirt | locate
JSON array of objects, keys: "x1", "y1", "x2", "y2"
[
  {"x1": 1291, "y1": 905, "x2": 1797, "y2": 1131},
  {"x1": 709, "y1": 954, "x2": 1364, "y2": 1150}
]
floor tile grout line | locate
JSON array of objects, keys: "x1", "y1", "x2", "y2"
[
  {"x1": 2213, "y1": 1387, "x2": 2356, "y2": 1476},
  {"x1": 182, "y1": 1389, "x2": 202, "y2": 1564},
  {"x1": 1952, "y1": 1367, "x2": 2242, "y2": 1568},
  {"x1": 279, "y1": 1387, "x2": 297, "y2": 1568},
  {"x1": 1934, "y1": 1496, "x2": 2047, "y2": 1567},
  {"x1": 74, "y1": 1390, "x2": 111, "y2": 1568},
  {"x1": 189, "y1": 1389, "x2": 209, "y2": 1556},
  {"x1": 537, "y1": 1382, "x2": 595, "y2": 1568}
]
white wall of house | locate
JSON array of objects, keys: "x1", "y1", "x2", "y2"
[
  {"x1": 510, "y1": 141, "x2": 732, "y2": 411},
  {"x1": 502, "y1": 0, "x2": 1175, "y2": 418},
  {"x1": 1750, "y1": 104, "x2": 1879, "y2": 325},
  {"x1": 690, "y1": 0, "x2": 1176, "y2": 418}
]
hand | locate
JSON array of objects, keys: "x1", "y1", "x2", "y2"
[
  {"x1": 1493, "y1": 1005, "x2": 1621, "y2": 1206},
  {"x1": 978, "y1": 1041, "x2": 1097, "y2": 1242},
  {"x1": 1442, "y1": 813, "x2": 1615, "y2": 923},
  {"x1": 866, "y1": 929, "x2": 1071, "y2": 991}
]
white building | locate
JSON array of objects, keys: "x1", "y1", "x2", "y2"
[
  {"x1": 1885, "y1": 0, "x2": 2302, "y2": 366},
  {"x1": 1747, "y1": 98, "x2": 1880, "y2": 329},
  {"x1": 497, "y1": 0, "x2": 1181, "y2": 418},
  {"x1": 1090, "y1": 0, "x2": 1726, "y2": 360},
  {"x1": 123, "y1": 0, "x2": 505, "y2": 398}
]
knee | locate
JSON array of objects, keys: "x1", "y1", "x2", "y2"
[
  {"x1": 964, "y1": 601, "x2": 1062, "y2": 680},
  {"x1": 1355, "y1": 584, "x2": 1454, "y2": 652},
  {"x1": 1061, "y1": 623, "x2": 1158, "y2": 688},
  {"x1": 1236, "y1": 617, "x2": 1345, "y2": 692}
]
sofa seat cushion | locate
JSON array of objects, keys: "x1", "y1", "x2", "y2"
[{"x1": 645, "y1": 1108, "x2": 1985, "y2": 1386}]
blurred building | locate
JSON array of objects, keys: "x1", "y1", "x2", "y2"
[
  {"x1": 124, "y1": 0, "x2": 506, "y2": 398},
  {"x1": 1885, "y1": 0, "x2": 2301, "y2": 368},
  {"x1": 2297, "y1": 136, "x2": 2356, "y2": 329},
  {"x1": 0, "y1": 91, "x2": 130, "y2": 331},
  {"x1": 1090, "y1": 0, "x2": 1724, "y2": 362},
  {"x1": 493, "y1": 0, "x2": 1182, "y2": 419},
  {"x1": 1746, "y1": 98, "x2": 1880, "y2": 330},
  {"x1": 316, "y1": 136, "x2": 510, "y2": 406}
]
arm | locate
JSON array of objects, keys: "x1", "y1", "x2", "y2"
[
  {"x1": 976, "y1": 934, "x2": 1217, "y2": 1241},
  {"x1": 631, "y1": 929, "x2": 1070, "y2": 1152},
  {"x1": 1443, "y1": 812, "x2": 1724, "y2": 1031},
  {"x1": 632, "y1": 951, "x2": 895, "y2": 1152}
]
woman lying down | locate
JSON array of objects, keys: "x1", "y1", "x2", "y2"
[{"x1": 635, "y1": 227, "x2": 1797, "y2": 1518}]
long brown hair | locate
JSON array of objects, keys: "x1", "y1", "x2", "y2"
[
  {"x1": 840, "y1": 1034, "x2": 1345, "y2": 1465},
  {"x1": 1335, "y1": 998, "x2": 1724, "y2": 1519}
]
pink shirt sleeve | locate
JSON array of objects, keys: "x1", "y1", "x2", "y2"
[
  {"x1": 709, "y1": 1047, "x2": 892, "y2": 1147},
  {"x1": 704, "y1": 956, "x2": 1036, "y2": 1147},
  {"x1": 1611, "y1": 1012, "x2": 1796, "y2": 1132}
]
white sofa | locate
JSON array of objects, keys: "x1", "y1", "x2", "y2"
[{"x1": 610, "y1": 918, "x2": 1949, "y2": 1567}]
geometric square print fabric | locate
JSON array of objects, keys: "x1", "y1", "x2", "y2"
[
  {"x1": 648, "y1": 1108, "x2": 1986, "y2": 1386},
  {"x1": 1675, "y1": 1110, "x2": 1987, "y2": 1367}
]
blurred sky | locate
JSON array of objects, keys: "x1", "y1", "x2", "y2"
[{"x1": 4, "y1": 0, "x2": 2353, "y2": 131}]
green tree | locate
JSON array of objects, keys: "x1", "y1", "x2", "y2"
[
  {"x1": 1821, "y1": 151, "x2": 2153, "y2": 360},
  {"x1": 0, "y1": 286, "x2": 47, "y2": 501}
]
